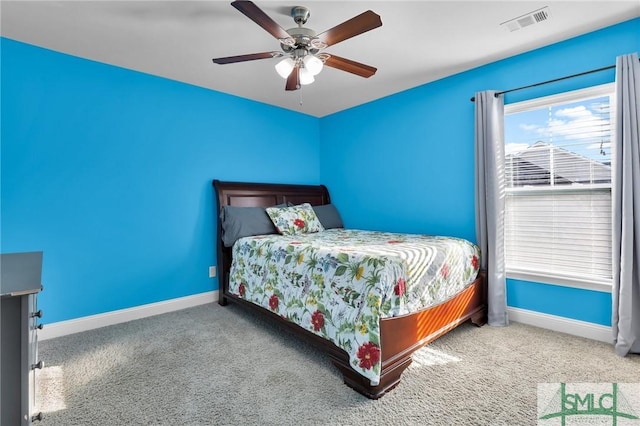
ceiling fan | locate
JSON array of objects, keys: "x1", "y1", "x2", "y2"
[{"x1": 212, "y1": 1, "x2": 383, "y2": 91}]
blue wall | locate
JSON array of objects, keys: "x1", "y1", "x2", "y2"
[
  {"x1": 1, "y1": 38, "x2": 320, "y2": 323},
  {"x1": 320, "y1": 18, "x2": 639, "y2": 327},
  {"x1": 3, "y1": 18, "x2": 638, "y2": 326}
]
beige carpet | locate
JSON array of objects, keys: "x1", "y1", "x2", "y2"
[{"x1": 36, "y1": 303, "x2": 640, "y2": 425}]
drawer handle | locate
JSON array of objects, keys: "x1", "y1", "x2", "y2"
[
  {"x1": 36, "y1": 323, "x2": 44, "y2": 330},
  {"x1": 32, "y1": 412, "x2": 43, "y2": 422},
  {"x1": 31, "y1": 310, "x2": 43, "y2": 318},
  {"x1": 31, "y1": 360, "x2": 44, "y2": 370}
]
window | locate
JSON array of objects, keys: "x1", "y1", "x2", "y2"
[{"x1": 504, "y1": 84, "x2": 615, "y2": 290}]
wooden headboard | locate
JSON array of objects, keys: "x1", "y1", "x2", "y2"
[{"x1": 212, "y1": 180, "x2": 331, "y2": 305}]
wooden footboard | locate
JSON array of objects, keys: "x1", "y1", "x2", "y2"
[
  {"x1": 333, "y1": 272, "x2": 486, "y2": 399},
  {"x1": 213, "y1": 179, "x2": 487, "y2": 399}
]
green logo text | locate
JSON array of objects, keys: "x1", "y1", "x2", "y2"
[{"x1": 539, "y1": 383, "x2": 639, "y2": 425}]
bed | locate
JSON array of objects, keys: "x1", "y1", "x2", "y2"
[{"x1": 213, "y1": 179, "x2": 487, "y2": 399}]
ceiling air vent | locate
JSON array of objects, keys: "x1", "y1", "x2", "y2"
[{"x1": 501, "y1": 6, "x2": 551, "y2": 32}]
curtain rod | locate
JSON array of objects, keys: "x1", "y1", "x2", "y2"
[{"x1": 469, "y1": 63, "x2": 622, "y2": 102}]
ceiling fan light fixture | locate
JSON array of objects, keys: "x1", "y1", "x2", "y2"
[
  {"x1": 212, "y1": 2, "x2": 383, "y2": 92},
  {"x1": 275, "y1": 57, "x2": 296, "y2": 78},
  {"x1": 299, "y1": 67, "x2": 315, "y2": 85},
  {"x1": 303, "y1": 54, "x2": 323, "y2": 76}
]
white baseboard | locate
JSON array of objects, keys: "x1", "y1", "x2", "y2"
[
  {"x1": 508, "y1": 306, "x2": 613, "y2": 344},
  {"x1": 39, "y1": 291, "x2": 219, "y2": 341}
]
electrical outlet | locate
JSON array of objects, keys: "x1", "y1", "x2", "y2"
[{"x1": 209, "y1": 266, "x2": 217, "y2": 278}]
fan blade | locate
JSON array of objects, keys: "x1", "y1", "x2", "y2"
[
  {"x1": 316, "y1": 10, "x2": 382, "y2": 47},
  {"x1": 285, "y1": 66, "x2": 300, "y2": 91},
  {"x1": 212, "y1": 52, "x2": 280, "y2": 64},
  {"x1": 324, "y1": 55, "x2": 377, "y2": 78},
  {"x1": 231, "y1": 1, "x2": 291, "y2": 41}
]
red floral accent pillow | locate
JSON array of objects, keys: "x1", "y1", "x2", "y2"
[{"x1": 265, "y1": 203, "x2": 325, "y2": 235}]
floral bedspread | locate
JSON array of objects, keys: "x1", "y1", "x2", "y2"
[{"x1": 229, "y1": 228, "x2": 480, "y2": 385}]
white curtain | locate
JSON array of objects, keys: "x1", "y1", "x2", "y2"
[
  {"x1": 474, "y1": 91, "x2": 508, "y2": 326},
  {"x1": 612, "y1": 52, "x2": 640, "y2": 355}
]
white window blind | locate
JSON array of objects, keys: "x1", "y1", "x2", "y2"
[{"x1": 504, "y1": 84, "x2": 614, "y2": 286}]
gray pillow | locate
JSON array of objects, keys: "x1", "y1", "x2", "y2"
[
  {"x1": 312, "y1": 204, "x2": 344, "y2": 229},
  {"x1": 221, "y1": 205, "x2": 286, "y2": 247}
]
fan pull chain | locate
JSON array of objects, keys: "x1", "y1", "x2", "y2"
[{"x1": 299, "y1": 87, "x2": 303, "y2": 106}]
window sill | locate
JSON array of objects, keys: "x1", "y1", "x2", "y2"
[{"x1": 506, "y1": 270, "x2": 612, "y2": 293}]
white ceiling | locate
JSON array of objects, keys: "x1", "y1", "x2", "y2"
[{"x1": 2, "y1": 1, "x2": 639, "y2": 117}]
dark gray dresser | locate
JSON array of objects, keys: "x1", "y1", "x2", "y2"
[{"x1": 1, "y1": 252, "x2": 44, "y2": 425}]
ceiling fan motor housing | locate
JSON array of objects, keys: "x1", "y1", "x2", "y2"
[
  {"x1": 280, "y1": 6, "x2": 327, "y2": 55},
  {"x1": 281, "y1": 27, "x2": 323, "y2": 54}
]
